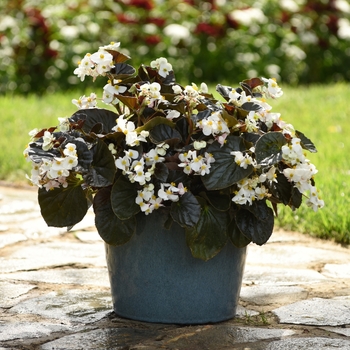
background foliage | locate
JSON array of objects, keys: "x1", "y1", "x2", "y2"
[{"x1": 1, "y1": 0, "x2": 350, "y2": 94}]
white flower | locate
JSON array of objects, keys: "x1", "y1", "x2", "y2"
[
  {"x1": 150, "y1": 57, "x2": 173, "y2": 78},
  {"x1": 158, "y1": 183, "x2": 179, "y2": 202},
  {"x1": 63, "y1": 143, "x2": 77, "y2": 157},
  {"x1": 262, "y1": 77, "x2": 283, "y2": 99},
  {"x1": 200, "y1": 82, "x2": 208, "y2": 94},
  {"x1": 306, "y1": 185, "x2": 325, "y2": 211},
  {"x1": 43, "y1": 179, "x2": 61, "y2": 191},
  {"x1": 172, "y1": 85, "x2": 182, "y2": 95},
  {"x1": 102, "y1": 82, "x2": 127, "y2": 104},
  {"x1": 139, "y1": 82, "x2": 163, "y2": 106},
  {"x1": 194, "y1": 140, "x2": 207, "y2": 150},
  {"x1": 281, "y1": 138, "x2": 306, "y2": 165},
  {"x1": 125, "y1": 149, "x2": 139, "y2": 160},
  {"x1": 197, "y1": 111, "x2": 230, "y2": 136},
  {"x1": 48, "y1": 166, "x2": 69, "y2": 180},
  {"x1": 259, "y1": 166, "x2": 277, "y2": 183},
  {"x1": 173, "y1": 84, "x2": 205, "y2": 108},
  {"x1": 115, "y1": 155, "x2": 131, "y2": 174},
  {"x1": 178, "y1": 150, "x2": 215, "y2": 176},
  {"x1": 73, "y1": 53, "x2": 93, "y2": 81},
  {"x1": 231, "y1": 177, "x2": 262, "y2": 205},
  {"x1": 90, "y1": 50, "x2": 114, "y2": 75},
  {"x1": 42, "y1": 131, "x2": 55, "y2": 151},
  {"x1": 245, "y1": 111, "x2": 259, "y2": 132},
  {"x1": 144, "y1": 148, "x2": 165, "y2": 166},
  {"x1": 135, "y1": 185, "x2": 163, "y2": 215},
  {"x1": 231, "y1": 151, "x2": 255, "y2": 169},
  {"x1": 166, "y1": 110, "x2": 181, "y2": 120},
  {"x1": 112, "y1": 115, "x2": 143, "y2": 146},
  {"x1": 130, "y1": 159, "x2": 152, "y2": 185},
  {"x1": 72, "y1": 93, "x2": 97, "y2": 109},
  {"x1": 228, "y1": 90, "x2": 241, "y2": 104},
  {"x1": 99, "y1": 42, "x2": 121, "y2": 51},
  {"x1": 148, "y1": 197, "x2": 163, "y2": 212},
  {"x1": 156, "y1": 142, "x2": 169, "y2": 156}
]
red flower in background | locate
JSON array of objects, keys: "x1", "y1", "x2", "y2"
[
  {"x1": 146, "y1": 17, "x2": 166, "y2": 27},
  {"x1": 327, "y1": 14, "x2": 339, "y2": 35},
  {"x1": 25, "y1": 8, "x2": 49, "y2": 35},
  {"x1": 128, "y1": 0, "x2": 154, "y2": 10},
  {"x1": 195, "y1": 22, "x2": 223, "y2": 37},
  {"x1": 145, "y1": 34, "x2": 161, "y2": 45},
  {"x1": 116, "y1": 13, "x2": 139, "y2": 24}
]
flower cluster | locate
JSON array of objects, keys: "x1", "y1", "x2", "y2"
[
  {"x1": 282, "y1": 138, "x2": 324, "y2": 211},
  {"x1": 24, "y1": 42, "x2": 324, "y2": 261},
  {"x1": 24, "y1": 137, "x2": 78, "y2": 191},
  {"x1": 178, "y1": 151, "x2": 215, "y2": 176},
  {"x1": 73, "y1": 43, "x2": 121, "y2": 81}
]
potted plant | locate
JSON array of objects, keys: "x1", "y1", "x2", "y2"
[{"x1": 24, "y1": 42, "x2": 324, "y2": 324}]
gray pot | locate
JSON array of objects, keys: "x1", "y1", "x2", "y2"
[{"x1": 105, "y1": 210, "x2": 246, "y2": 324}]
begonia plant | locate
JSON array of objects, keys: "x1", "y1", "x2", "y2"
[{"x1": 24, "y1": 42, "x2": 324, "y2": 261}]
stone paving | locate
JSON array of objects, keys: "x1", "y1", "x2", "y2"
[{"x1": 1, "y1": 182, "x2": 350, "y2": 349}]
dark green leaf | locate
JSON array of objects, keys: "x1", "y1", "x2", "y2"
[
  {"x1": 241, "y1": 132, "x2": 261, "y2": 144},
  {"x1": 84, "y1": 139, "x2": 116, "y2": 187},
  {"x1": 199, "y1": 191, "x2": 231, "y2": 211},
  {"x1": 216, "y1": 84, "x2": 232, "y2": 101},
  {"x1": 228, "y1": 218, "x2": 251, "y2": 248},
  {"x1": 38, "y1": 184, "x2": 88, "y2": 227},
  {"x1": 185, "y1": 203, "x2": 228, "y2": 261},
  {"x1": 236, "y1": 200, "x2": 274, "y2": 245},
  {"x1": 154, "y1": 162, "x2": 169, "y2": 182},
  {"x1": 28, "y1": 141, "x2": 60, "y2": 163},
  {"x1": 268, "y1": 172, "x2": 293, "y2": 205},
  {"x1": 110, "y1": 63, "x2": 136, "y2": 79},
  {"x1": 267, "y1": 171, "x2": 303, "y2": 209},
  {"x1": 111, "y1": 175, "x2": 140, "y2": 220},
  {"x1": 136, "y1": 116, "x2": 175, "y2": 133},
  {"x1": 175, "y1": 116, "x2": 189, "y2": 142},
  {"x1": 70, "y1": 139, "x2": 93, "y2": 169},
  {"x1": 202, "y1": 135, "x2": 253, "y2": 190},
  {"x1": 167, "y1": 169, "x2": 192, "y2": 188},
  {"x1": 296, "y1": 130, "x2": 317, "y2": 153},
  {"x1": 290, "y1": 187, "x2": 303, "y2": 209},
  {"x1": 90, "y1": 123, "x2": 103, "y2": 134},
  {"x1": 170, "y1": 192, "x2": 201, "y2": 228},
  {"x1": 149, "y1": 123, "x2": 182, "y2": 146},
  {"x1": 255, "y1": 132, "x2": 287, "y2": 166},
  {"x1": 70, "y1": 109, "x2": 119, "y2": 134},
  {"x1": 94, "y1": 187, "x2": 136, "y2": 245},
  {"x1": 193, "y1": 109, "x2": 211, "y2": 122},
  {"x1": 241, "y1": 102, "x2": 262, "y2": 112}
]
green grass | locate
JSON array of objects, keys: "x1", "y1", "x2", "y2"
[
  {"x1": 0, "y1": 92, "x2": 80, "y2": 183},
  {"x1": 1, "y1": 84, "x2": 349, "y2": 244},
  {"x1": 272, "y1": 84, "x2": 350, "y2": 244}
]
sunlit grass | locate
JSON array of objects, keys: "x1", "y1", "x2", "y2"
[
  {"x1": 1, "y1": 83, "x2": 349, "y2": 243},
  {"x1": 0, "y1": 92, "x2": 79, "y2": 183},
  {"x1": 271, "y1": 84, "x2": 350, "y2": 243}
]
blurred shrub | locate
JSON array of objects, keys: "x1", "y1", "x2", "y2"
[{"x1": 1, "y1": 0, "x2": 350, "y2": 94}]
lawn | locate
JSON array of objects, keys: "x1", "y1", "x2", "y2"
[{"x1": 1, "y1": 83, "x2": 349, "y2": 243}]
